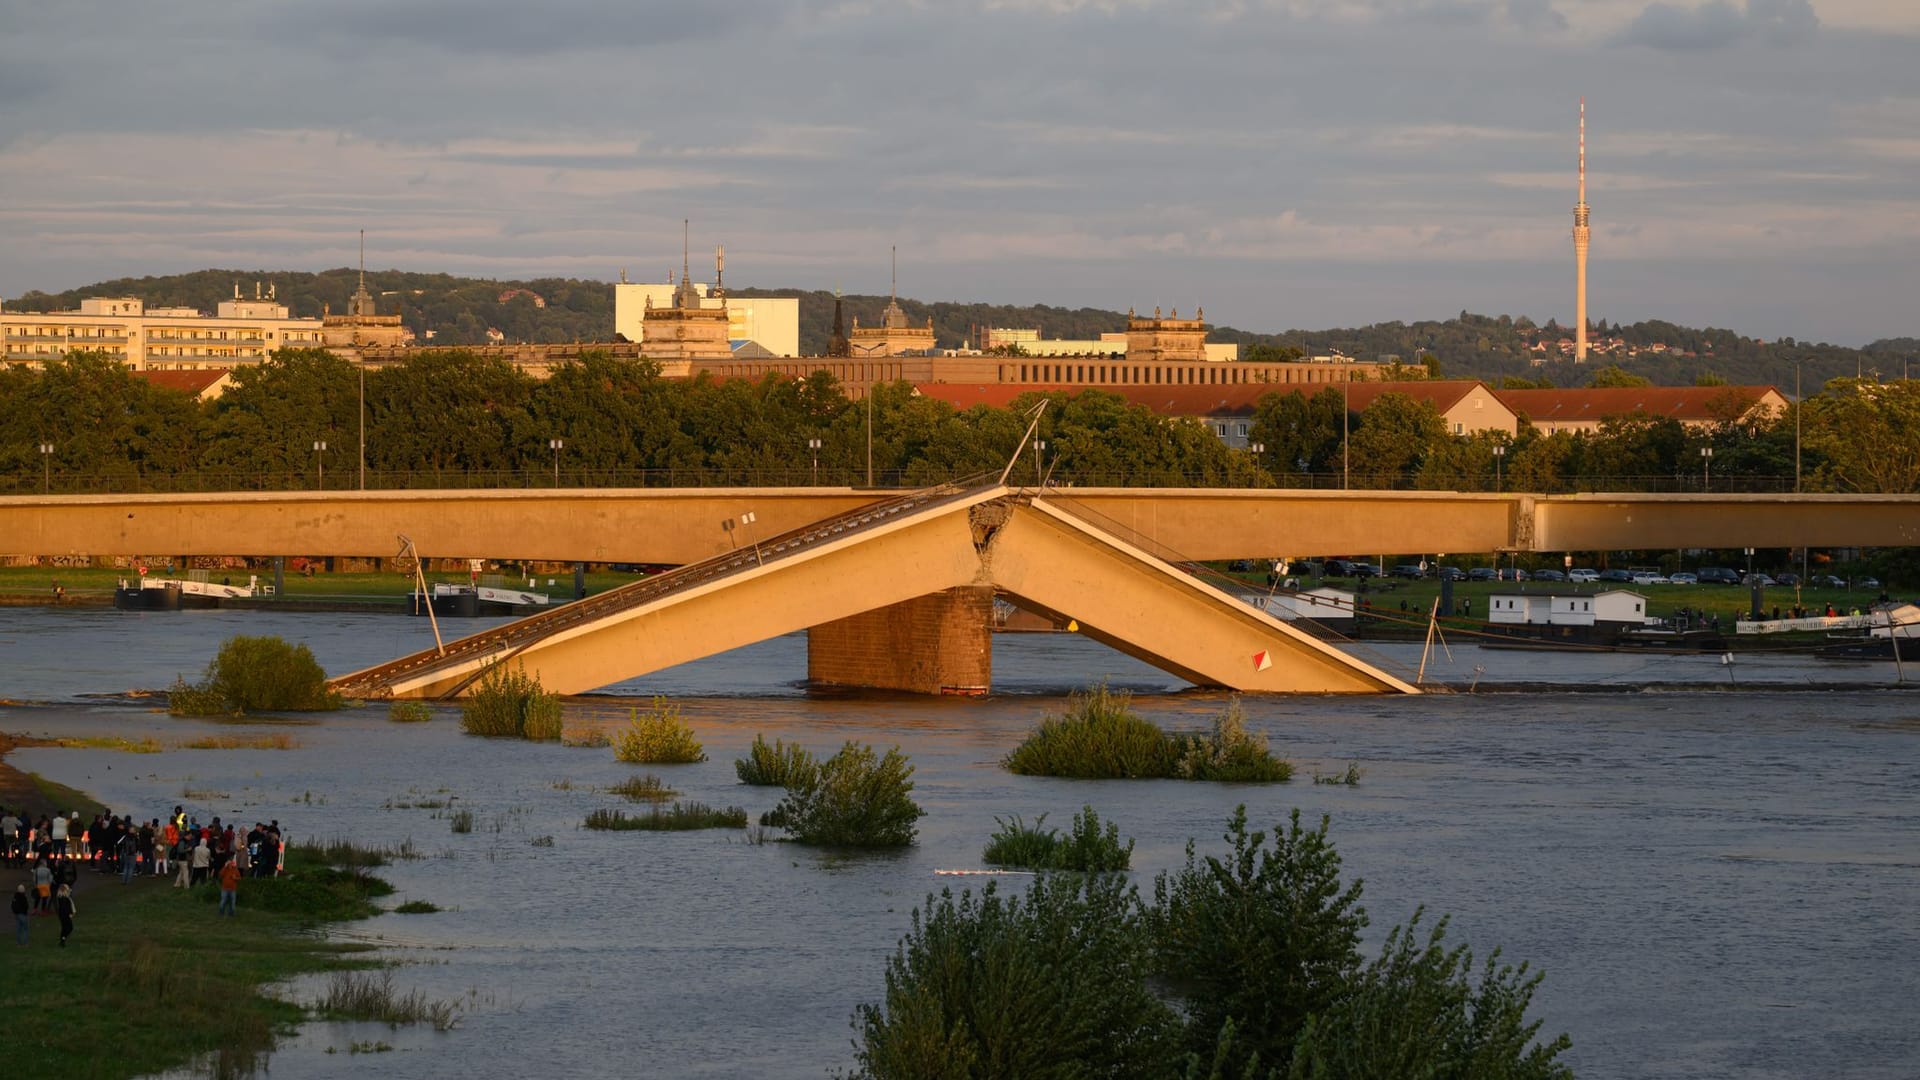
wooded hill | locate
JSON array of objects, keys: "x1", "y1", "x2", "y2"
[{"x1": 7, "y1": 270, "x2": 1911, "y2": 390}]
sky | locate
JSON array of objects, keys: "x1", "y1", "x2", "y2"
[{"x1": 1, "y1": 0, "x2": 1917, "y2": 346}]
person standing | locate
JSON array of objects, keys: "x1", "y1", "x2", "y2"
[
  {"x1": 10, "y1": 884, "x2": 26, "y2": 945},
  {"x1": 189, "y1": 836, "x2": 211, "y2": 886},
  {"x1": 49, "y1": 811, "x2": 68, "y2": 861},
  {"x1": 55, "y1": 883, "x2": 75, "y2": 946},
  {"x1": 172, "y1": 833, "x2": 193, "y2": 888},
  {"x1": 33, "y1": 859, "x2": 53, "y2": 913},
  {"x1": 217, "y1": 858, "x2": 241, "y2": 916}
]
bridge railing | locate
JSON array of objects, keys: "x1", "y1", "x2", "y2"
[
  {"x1": 331, "y1": 476, "x2": 1004, "y2": 697},
  {"x1": 2, "y1": 466, "x2": 1809, "y2": 496}
]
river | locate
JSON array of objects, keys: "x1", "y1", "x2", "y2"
[{"x1": 2, "y1": 606, "x2": 1916, "y2": 1078}]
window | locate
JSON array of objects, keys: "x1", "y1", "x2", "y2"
[{"x1": 1454, "y1": 423, "x2": 1464, "y2": 434}]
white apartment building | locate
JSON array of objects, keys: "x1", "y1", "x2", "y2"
[{"x1": 1, "y1": 293, "x2": 327, "y2": 371}]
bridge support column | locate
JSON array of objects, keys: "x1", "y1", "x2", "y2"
[{"x1": 807, "y1": 586, "x2": 993, "y2": 695}]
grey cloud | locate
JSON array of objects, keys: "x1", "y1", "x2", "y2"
[
  {"x1": 1619, "y1": 0, "x2": 1818, "y2": 51},
  {"x1": 1505, "y1": 0, "x2": 1567, "y2": 32}
]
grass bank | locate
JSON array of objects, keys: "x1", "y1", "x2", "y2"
[{"x1": 1, "y1": 848, "x2": 395, "y2": 1079}]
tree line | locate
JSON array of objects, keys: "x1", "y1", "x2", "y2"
[{"x1": 1, "y1": 348, "x2": 1914, "y2": 494}]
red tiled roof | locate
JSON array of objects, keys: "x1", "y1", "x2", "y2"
[
  {"x1": 133, "y1": 369, "x2": 230, "y2": 397},
  {"x1": 913, "y1": 379, "x2": 1491, "y2": 419},
  {"x1": 1493, "y1": 386, "x2": 1782, "y2": 424}
]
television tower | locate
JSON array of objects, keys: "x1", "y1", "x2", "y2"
[{"x1": 1573, "y1": 98, "x2": 1590, "y2": 363}]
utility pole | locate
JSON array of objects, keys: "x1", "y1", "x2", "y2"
[
  {"x1": 808, "y1": 437, "x2": 822, "y2": 485},
  {"x1": 1342, "y1": 378, "x2": 1351, "y2": 489},
  {"x1": 313, "y1": 440, "x2": 327, "y2": 491},
  {"x1": 549, "y1": 438, "x2": 564, "y2": 487},
  {"x1": 866, "y1": 390, "x2": 874, "y2": 487},
  {"x1": 1794, "y1": 360, "x2": 1802, "y2": 494}
]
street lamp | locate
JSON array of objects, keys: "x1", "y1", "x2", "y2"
[
  {"x1": 1491, "y1": 444, "x2": 1507, "y2": 492},
  {"x1": 1794, "y1": 360, "x2": 1802, "y2": 494},
  {"x1": 1700, "y1": 445, "x2": 1713, "y2": 492},
  {"x1": 312, "y1": 440, "x2": 327, "y2": 491},
  {"x1": 1033, "y1": 439, "x2": 1048, "y2": 486},
  {"x1": 38, "y1": 443, "x2": 53, "y2": 493},
  {"x1": 807, "y1": 437, "x2": 822, "y2": 485},
  {"x1": 549, "y1": 438, "x2": 564, "y2": 487}
]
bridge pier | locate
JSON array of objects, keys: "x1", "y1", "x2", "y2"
[{"x1": 806, "y1": 586, "x2": 994, "y2": 695}]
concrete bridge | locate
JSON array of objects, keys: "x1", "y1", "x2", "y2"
[
  {"x1": 326, "y1": 482, "x2": 1418, "y2": 700},
  {"x1": 10, "y1": 484, "x2": 1920, "y2": 696}
]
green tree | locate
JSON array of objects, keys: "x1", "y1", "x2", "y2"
[
  {"x1": 851, "y1": 874, "x2": 1180, "y2": 1079},
  {"x1": 1346, "y1": 393, "x2": 1448, "y2": 488},
  {"x1": 1151, "y1": 808, "x2": 1367, "y2": 1077},
  {"x1": 202, "y1": 348, "x2": 361, "y2": 482},
  {"x1": 1802, "y1": 377, "x2": 1920, "y2": 492},
  {"x1": 1585, "y1": 365, "x2": 1652, "y2": 389},
  {"x1": 1248, "y1": 389, "x2": 1344, "y2": 480}
]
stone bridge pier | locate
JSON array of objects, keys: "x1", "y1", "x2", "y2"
[{"x1": 806, "y1": 586, "x2": 996, "y2": 695}]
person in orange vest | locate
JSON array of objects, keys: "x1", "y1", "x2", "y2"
[{"x1": 217, "y1": 857, "x2": 241, "y2": 916}]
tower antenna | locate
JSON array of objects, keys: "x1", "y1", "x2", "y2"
[
  {"x1": 682, "y1": 219, "x2": 690, "y2": 290},
  {"x1": 890, "y1": 244, "x2": 897, "y2": 307},
  {"x1": 1572, "y1": 98, "x2": 1591, "y2": 363},
  {"x1": 359, "y1": 229, "x2": 366, "y2": 296}
]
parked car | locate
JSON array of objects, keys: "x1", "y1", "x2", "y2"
[
  {"x1": 1860, "y1": 576, "x2": 1882, "y2": 589},
  {"x1": 1321, "y1": 561, "x2": 1350, "y2": 577},
  {"x1": 1668, "y1": 572, "x2": 1699, "y2": 585},
  {"x1": 1775, "y1": 573, "x2": 1799, "y2": 587},
  {"x1": 1435, "y1": 566, "x2": 1465, "y2": 581},
  {"x1": 1696, "y1": 567, "x2": 1741, "y2": 585},
  {"x1": 1349, "y1": 562, "x2": 1379, "y2": 578},
  {"x1": 1390, "y1": 564, "x2": 1426, "y2": 579},
  {"x1": 1228, "y1": 559, "x2": 1255, "y2": 572},
  {"x1": 1568, "y1": 568, "x2": 1599, "y2": 583},
  {"x1": 1532, "y1": 569, "x2": 1566, "y2": 582},
  {"x1": 1598, "y1": 569, "x2": 1634, "y2": 583},
  {"x1": 1467, "y1": 567, "x2": 1497, "y2": 581},
  {"x1": 1497, "y1": 568, "x2": 1529, "y2": 582},
  {"x1": 1742, "y1": 573, "x2": 1776, "y2": 587},
  {"x1": 1812, "y1": 574, "x2": 1847, "y2": 589},
  {"x1": 1630, "y1": 572, "x2": 1670, "y2": 585}
]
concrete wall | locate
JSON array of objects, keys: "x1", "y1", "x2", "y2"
[{"x1": 807, "y1": 586, "x2": 994, "y2": 694}]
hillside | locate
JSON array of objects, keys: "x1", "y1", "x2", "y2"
[{"x1": 6, "y1": 270, "x2": 1909, "y2": 389}]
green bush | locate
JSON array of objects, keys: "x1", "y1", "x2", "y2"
[
  {"x1": 735, "y1": 734, "x2": 817, "y2": 786},
  {"x1": 1003, "y1": 684, "x2": 1181, "y2": 778},
  {"x1": 169, "y1": 635, "x2": 341, "y2": 716},
  {"x1": 612, "y1": 698, "x2": 706, "y2": 764},
  {"x1": 850, "y1": 873, "x2": 1181, "y2": 1079},
  {"x1": 583, "y1": 802, "x2": 747, "y2": 831},
  {"x1": 388, "y1": 701, "x2": 433, "y2": 724},
  {"x1": 459, "y1": 662, "x2": 563, "y2": 741},
  {"x1": 764, "y1": 741, "x2": 924, "y2": 848},
  {"x1": 1175, "y1": 699, "x2": 1292, "y2": 783},
  {"x1": 982, "y1": 806, "x2": 1133, "y2": 872},
  {"x1": 1289, "y1": 910, "x2": 1573, "y2": 1080}
]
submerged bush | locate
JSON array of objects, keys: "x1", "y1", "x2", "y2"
[
  {"x1": 764, "y1": 742, "x2": 924, "y2": 848},
  {"x1": 1175, "y1": 699, "x2": 1292, "y2": 783},
  {"x1": 1003, "y1": 683, "x2": 1180, "y2": 778},
  {"x1": 607, "y1": 774, "x2": 678, "y2": 803},
  {"x1": 612, "y1": 698, "x2": 706, "y2": 764},
  {"x1": 583, "y1": 802, "x2": 747, "y2": 831},
  {"x1": 169, "y1": 634, "x2": 341, "y2": 716},
  {"x1": 734, "y1": 734, "x2": 817, "y2": 786},
  {"x1": 850, "y1": 873, "x2": 1181, "y2": 1079},
  {"x1": 982, "y1": 806, "x2": 1134, "y2": 873},
  {"x1": 1005, "y1": 689, "x2": 1291, "y2": 784},
  {"x1": 387, "y1": 701, "x2": 434, "y2": 724},
  {"x1": 458, "y1": 662, "x2": 563, "y2": 740}
]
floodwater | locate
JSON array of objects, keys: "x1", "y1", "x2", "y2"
[{"x1": 2, "y1": 606, "x2": 1918, "y2": 1079}]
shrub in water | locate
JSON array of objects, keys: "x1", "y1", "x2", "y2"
[
  {"x1": 850, "y1": 873, "x2": 1181, "y2": 1078},
  {"x1": 607, "y1": 774, "x2": 679, "y2": 803},
  {"x1": 734, "y1": 734, "x2": 817, "y2": 786},
  {"x1": 1175, "y1": 699, "x2": 1292, "y2": 783},
  {"x1": 765, "y1": 741, "x2": 924, "y2": 848},
  {"x1": 982, "y1": 806, "x2": 1133, "y2": 873},
  {"x1": 1003, "y1": 683, "x2": 1180, "y2": 779},
  {"x1": 612, "y1": 698, "x2": 706, "y2": 764},
  {"x1": 388, "y1": 701, "x2": 433, "y2": 724},
  {"x1": 459, "y1": 662, "x2": 563, "y2": 741},
  {"x1": 169, "y1": 634, "x2": 341, "y2": 716},
  {"x1": 583, "y1": 802, "x2": 747, "y2": 831}
]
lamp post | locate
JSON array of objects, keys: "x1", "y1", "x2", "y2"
[
  {"x1": 358, "y1": 365, "x2": 366, "y2": 491},
  {"x1": 1491, "y1": 444, "x2": 1506, "y2": 492},
  {"x1": 38, "y1": 443, "x2": 53, "y2": 493},
  {"x1": 312, "y1": 440, "x2": 327, "y2": 491},
  {"x1": 807, "y1": 437, "x2": 822, "y2": 485},
  {"x1": 851, "y1": 343, "x2": 887, "y2": 488},
  {"x1": 549, "y1": 438, "x2": 564, "y2": 487},
  {"x1": 1342, "y1": 378, "x2": 1351, "y2": 490},
  {"x1": 1794, "y1": 360, "x2": 1802, "y2": 494},
  {"x1": 1033, "y1": 439, "x2": 1047, "y2": 486},
  {"x1": 1700, "y1": 445, "x2": 1713, "y2": 492}
]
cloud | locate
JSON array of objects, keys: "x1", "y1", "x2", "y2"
[
  {"x1": 1618, "y1": 0, "x2": 1818, "y2": 50},
  {"x1": 1506, "y1": 0, "x2": 1568, "y2": 31}
]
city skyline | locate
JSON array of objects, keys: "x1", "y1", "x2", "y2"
[{"x1": 2, "y1": 1, "x2": 1917, "y2": 346}]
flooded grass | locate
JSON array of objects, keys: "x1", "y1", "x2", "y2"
[
  {"x1": 583, "y1": 802, "x2": 748, "y2": 831},
  {"x1": 607, "y1": 774, "x2": 678, "y2": 803},
  {"x1": 394, "y1": 899, "x2": 441, "y2": 914},
  {"x1": 1314, "y1": 763, "x2": 1365, "y2": 786},
  {"x1": 180, "y1": 784, "x2": 230, "y2": 800},
  {"x1": 180, "y1": 733, "x2": 302, "y2": 750},
  {"x1": 459, "y1": 662, "x2": 563, "y2": 741},
  {"x1": 1005, "y1": 689, "x2": 1291, "y2": 782},
  {"x1": 734, "y1": 734, "x2": 817, "y2": 786},
  {"x1": 315, "y1": 970, "x2": 461, "y2": 1032},
  {"x1": 448, "y1": 809, "x2": 475, "y2": 834},
  {"x1": 54, "y1": 735, "x2": 162, "y2": 753},
  {"x1": 561, "y1": 726, "x2": 612, "y2": 748},
  {"x1": 293, "y1": 836, "x2": 422, "y2": 869}
]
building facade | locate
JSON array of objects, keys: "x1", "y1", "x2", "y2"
[
  {"x1": 1, "y1": 292, "x2": 328, "y2": 371},
  {"x1": 612, "y1": 282, "x2": 800, "y2": 357}
]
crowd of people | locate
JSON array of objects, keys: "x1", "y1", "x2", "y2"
[{"x1": 5, "y1": 804, "x2": 288, "y2": 946}]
